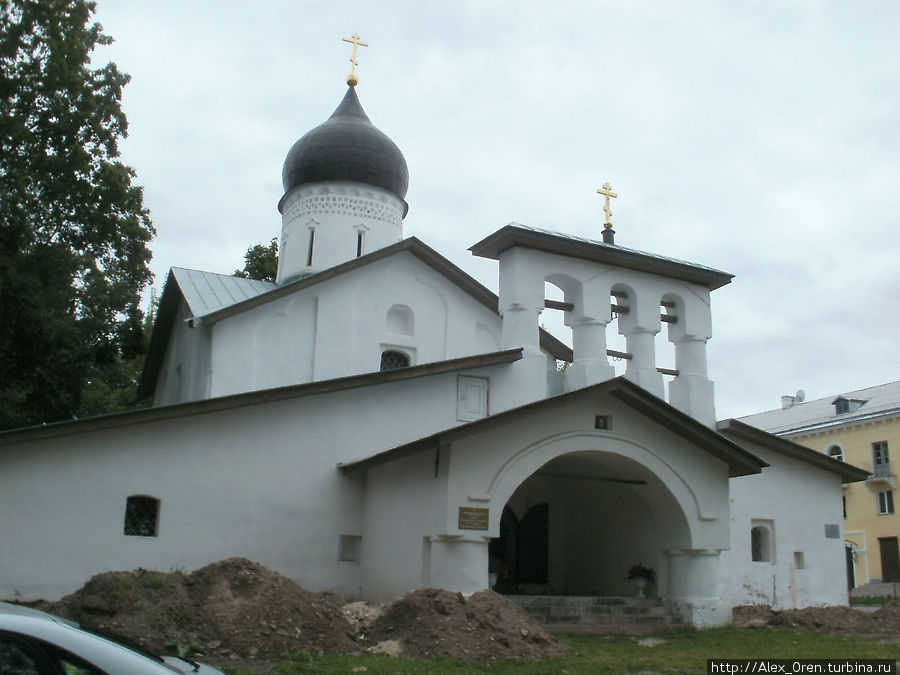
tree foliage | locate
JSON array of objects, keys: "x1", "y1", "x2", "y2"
[
  {"x1": 234, "y1": 237, "x2": 278, "y2": 282},
  {"x1": 0, "y1": 0, "x2": 155, "y2": 429}
]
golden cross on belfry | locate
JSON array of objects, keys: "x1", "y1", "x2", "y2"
[
  {"x1": 342, "y1": 33, "x2": 369, "y2": 86},
  {"x1": 597, "y1": 182, "x2": 618, "y2": 229}
]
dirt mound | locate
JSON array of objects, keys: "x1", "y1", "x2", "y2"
[
  {"x1": 50, "y1": 558, "x2": 356, "y2": 666},
  {"x1": 43, "y1": 559, "x2": 568, "y2": 670},
  {"x1": 366, "y1": 588, "x2": 570, "y2": 662},
  {"x1": 873, "y1": 599, "x2": 900, "y2": 632},
  {"x1": 734, "y1": 602, "x2": 900, "y2": 634}
]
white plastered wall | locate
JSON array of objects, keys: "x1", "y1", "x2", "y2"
[
  {"x1": 719, "y1": 439, "x2": 850, "y2": 608},
  {"x1": 153, "y1": 301, "x2": 212, "y2": 406},
  {"x1": 0, "y1": 369, "x2": 488, "y2": 602}
]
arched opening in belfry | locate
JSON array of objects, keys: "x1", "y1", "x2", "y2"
[
  {"x1": 488, "y1": 451, "x2": 690, "y2": 597},
  {"x1": 608, "y1": 288, "x2": 629, "y2": 376},
  {"x1": 539, "y1": 280, "x2": 572, "y2": 360},
  {"x1": 656, "y1": 292, "x2": 679, "y2": 385}
]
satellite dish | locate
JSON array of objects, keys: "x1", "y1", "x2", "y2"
[{"x1": 796, "y1": 390, "x2": 806, "y2": 403}]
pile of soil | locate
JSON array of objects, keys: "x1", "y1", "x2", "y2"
[
  {"x1": 38, "y1": 558, "x2": 568, "y2": 671},
  {"x1": 733, "y1": 600, "x2": 900, "y2": 634},
  {"x1": 48, "y1": 558, "x2": 357, "y2": 666},
  {"x1": 367, "y1": 588, "x2": 570, "y2": 662}
]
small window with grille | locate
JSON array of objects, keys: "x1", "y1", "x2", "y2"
[
  {"x1": 124, "y1": 495, "x2": 160, "y2": 537},
  {"x1": 380, "y1": 350, "x2": 410, "y2": 371}
]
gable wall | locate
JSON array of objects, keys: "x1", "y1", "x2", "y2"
[
  {"x1": 355, "y1": 391, "x2": 734, "y2": 603},
  {"x1": 207, "y1": 252, "x2": 504, "y2": 399},
  {"x1": 153, "y1": 300, "x2": 212, "y2": 406}
]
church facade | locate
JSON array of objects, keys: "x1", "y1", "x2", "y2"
[{"x1": 0, "y1": 80, "x2": 867, "y2": 626}]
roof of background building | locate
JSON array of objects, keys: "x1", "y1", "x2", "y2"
[{"x1": 737, "y1": 380, "x2": 900, "y2": 435}]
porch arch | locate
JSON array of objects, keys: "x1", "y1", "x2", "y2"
[{"x1": 483, "y1": 430, "x2": 712, "y2": 549}]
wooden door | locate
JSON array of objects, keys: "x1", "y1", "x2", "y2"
[{"x1": 879, "y1": 537, "x2": 899, "y2": 583}]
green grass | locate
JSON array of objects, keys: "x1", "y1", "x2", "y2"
[
  {"x1": 256, "y1": 628, "x2": 899, "y2": 674},
  {"x1": 852, "y1": 596, "x2": 896, "y2": 606}
]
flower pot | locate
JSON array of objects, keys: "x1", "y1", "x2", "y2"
[{"x1": 633, "y1": 576, "x2": 648, "y2": 597}]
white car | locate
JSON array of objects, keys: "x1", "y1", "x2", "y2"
[{"x1": 0, "y1": 601, "x2": 225, "y2": 674}]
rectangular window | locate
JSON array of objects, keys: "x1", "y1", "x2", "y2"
[
  {"x1": 878, "y1": 491, "x2": 894, "y2": 515},
  {"x1": 872, "y1": 441, "x2": 891, "y2": 466},
  {"x1": 842, "y1": 496, "x2": 847, "y2": 519},
  {"x1": 356, "y1": 230, "x2": 364, "y2": 257},
  {"x1": 873, "y1": 441, "x2": 891, "y2": 477},
  {"x1": 794, "y1": 552, "x2": 805, "y2": 569},
  {"x1": 306, "y1": 229, "x2": 316, "y2": 267},
  {"x1": 124, "y1": 496, "x2": 160, "y2": 537}
]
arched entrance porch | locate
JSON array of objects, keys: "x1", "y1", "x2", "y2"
[{"x1": 488, "y1": 451, "x2": 692, "y2": 598}]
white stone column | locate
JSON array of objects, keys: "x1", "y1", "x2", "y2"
[
  {"x1": 668, "y1": 336, "x2": 716, "y2": 427},
  {"x1": 495, "y1": 248, "x2": 547, "y2": 410},
  {"x1": 565, "y1": 316, "x2": 615, "y2": 391},
  {"x1": 427, "y1": 536, "x2": 490, "y2": 595},
  {"x1": 622, "y1": 326, "x2": 664, "y2": 398},
  {"x1": 666, "y1": 549, "x2": 731, "y2": 627}
]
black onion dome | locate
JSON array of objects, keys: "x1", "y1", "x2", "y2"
[{"x1": 281, "y1": 86, "x2": 409, "y2": 206}]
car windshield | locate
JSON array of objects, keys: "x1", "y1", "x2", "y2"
[{"x1": 62, "y1": 619, "x2": 186, "y2": 673}]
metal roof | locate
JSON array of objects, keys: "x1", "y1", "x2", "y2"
[
  {"x1": 469, "y1": 223, "x2": 734, "y2": 290},
  {"x1": 717, "y1": 419, "x2": 870, "y2": 483},
  {"x1": 170, "y1": 268, "x2": 275, "y2": 317},
  {"x1": 280, "y1": 86, "x2": 409, "y2": 212},
  {"x1": 339, "y1": 376, "x2": 766, "y2": 478},
  {"x1": 737, "y1": 380, "x2": 900, "y2": 435}
]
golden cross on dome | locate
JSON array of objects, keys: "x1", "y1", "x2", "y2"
[
  {"x1": 342, "y1": 33, "x2": 369, "y2": 86},
  {"x1": 597, "y1": 182, "x2": 618, "y2": 229}
]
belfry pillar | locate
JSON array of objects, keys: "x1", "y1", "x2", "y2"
[
  {"x1": 565, "y1": 289, "x2": 615, "y2": 390},
  {"x1": 496, "y1": 247, "x2": 547, "y2": 409}
]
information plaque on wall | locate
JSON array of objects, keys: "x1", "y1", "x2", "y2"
[{"x1": 458, "y1": 507, "x2": 489, "y2": 530}]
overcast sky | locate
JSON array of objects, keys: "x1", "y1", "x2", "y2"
[{"x1": 90, "y1": 0, "x2": 899, "y2": 419}]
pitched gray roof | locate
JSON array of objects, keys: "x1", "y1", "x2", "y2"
[
  {"x1": 717, "y1": 419, "x2": 869, "y2": 483},
  {"x1": 4, "y1": 349, "x2": 523, "y2": 443},
  {"x1": 170, "y1": 267, "x2": 276, "y2": 316},
  {"x1": 339, "y1": 376, "x2": 766, "y2": 478},
  {"x1": 737, "y1": 380, "x2": 900, "y2": 435}
]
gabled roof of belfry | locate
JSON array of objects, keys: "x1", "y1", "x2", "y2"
[
  {"x1": 339, "y1": 376, "x2": 767, "y2": 478},
  {"x1": 469, "y1": 223, "x2": 734, "y2": 290},
  {"x1": 138, "y1": 237, "x2": 573, "y2": 400}
]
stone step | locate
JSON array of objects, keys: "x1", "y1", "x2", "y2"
[{"x1": 508, "y1": 595, "x2": 689, "y2": 634}]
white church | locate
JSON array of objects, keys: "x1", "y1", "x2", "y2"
[{"x1": 0, "y1": 63, "x2": 867, "y2": 627}]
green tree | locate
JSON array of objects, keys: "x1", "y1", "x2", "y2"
[
  {"x1": 234, "y1": 237, "x2": 278, "y2": 282},
  {"x1": 0, "y1": 0, "x2": 155, "y2": 429}
]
